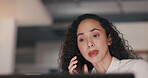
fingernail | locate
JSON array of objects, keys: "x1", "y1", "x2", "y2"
[
  {"x1": 75, "y1": 56, "x2": 77, "y2": 58},
  {"x1": 76, "y1": 60, "x2": 78, "y2": 63}
]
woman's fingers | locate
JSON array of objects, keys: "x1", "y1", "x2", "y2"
[
  {"x1": 68, "y1": 56, "x2": 78, "y2": 74},
  {"x1": 70, "y1": 56, "x2": 77, "y2": 63},
  {"x1": 69, "y1": 64, "x2": 77, "y2": 74},
  {"x1": 68, "y1": 56, "x2": 77, "y2": 70},
  {"x1": 73, "y1": 69, "x2": 78, "y2": 74},
  {"x1": 68, "y1": 56, "x2": 89, "y2": 74},
  {"x1": 83, "y1": 64, "x2": 89, "y2": 74},
  {"x1": 68, "y1": 60, "x2": 78, "y2": 70}
]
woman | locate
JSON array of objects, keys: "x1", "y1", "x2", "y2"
[{"x1": 58, "y1": 14, "x2": 148, "y2": 78}]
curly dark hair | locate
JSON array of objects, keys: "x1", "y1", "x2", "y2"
[{"x1": 58, "y1": 14, "x2": 140, "y2": 73}]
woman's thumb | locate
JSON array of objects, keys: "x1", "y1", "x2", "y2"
[{"x1": 83, "y1": 64, "x2": 89, "y2": 74}]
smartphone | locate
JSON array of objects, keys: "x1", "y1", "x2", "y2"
[
  {"x1": 75, "y1": 55, "x2": 83, "y2": 74},
  {"x1": 76, "y1": 54, "x2": 93, "y2": 74}
]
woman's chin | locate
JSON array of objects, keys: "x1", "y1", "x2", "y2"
[{"x1": 89, "y1": 58, "x2": 101, "y2": 64}]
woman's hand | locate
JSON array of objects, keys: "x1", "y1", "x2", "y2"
[
  {"x1": 83, "y1": 64, "x2": 89, "y2": 74},
  {"x1": 68, "y1": 56, "x2": 78, "y2": 74},
  {"x1": 68, "y1": 56, "x2": 89, "y2": 74}
]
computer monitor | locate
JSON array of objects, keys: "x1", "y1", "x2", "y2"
[{"x1": 0, "y1": 73, "x2": 134, "y2": 78}]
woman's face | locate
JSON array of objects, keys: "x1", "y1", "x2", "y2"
[{"x1": 77, "y1": 19, "x2": 112, "y2": 64}]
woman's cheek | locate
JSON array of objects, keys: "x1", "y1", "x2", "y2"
[{"x1": 78, "y1": 43, "x2": 85, "y2": 54}]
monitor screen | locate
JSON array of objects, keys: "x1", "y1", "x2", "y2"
[{"x1": 0, "y1": 73, "x2": 134, "y2": 78}]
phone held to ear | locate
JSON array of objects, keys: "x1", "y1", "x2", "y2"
[{"x1": 76, "y1": 55, "x2": 84, "y2": 74}]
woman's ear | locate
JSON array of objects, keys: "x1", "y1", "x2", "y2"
[{"x1": 107, "y1": 34, "x2": 112, "y2": 45}]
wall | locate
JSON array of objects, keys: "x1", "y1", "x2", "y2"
[
  {"x1": 116, "y1": 22, "x2": 148, "y2": 51},
  {"x1": 0, "y1": 18, "x2": 16, "y2": 75}
]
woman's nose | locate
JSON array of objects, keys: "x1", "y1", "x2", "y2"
[{"x1": 87, "y1": 38, "x2": 94, "y2": 48}]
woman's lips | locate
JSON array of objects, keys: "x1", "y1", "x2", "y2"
[{"x1": 88, "y1": 50, "x2": 99, "y2": 57}]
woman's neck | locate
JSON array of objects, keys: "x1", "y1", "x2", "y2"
[{"x1": 92, "y1": 52, "x2": 112, "y2": 73}]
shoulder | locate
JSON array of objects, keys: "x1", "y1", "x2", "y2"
[
  {"x1": 132, "y1": 60, "x2": 148, "y2": 78},
  {"x1": 132, "y1": 59, "x2": 148, "y2": 70},
  {"x1": 119, "y1": 59, "x2": 140, "y2": 67},
  {"x1": 135, "y1": 59, "x2": 148, "y2": 65},
  {"x1": 119, "y1": 59, "x2": 148, "y2": 69},
  {"x1": 120, "y1": 59, "x2": 148, "y2": 78}
]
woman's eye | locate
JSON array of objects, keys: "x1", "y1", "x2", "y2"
[
  {"x1": 93, "y1": 34, "x2": 100, "y2": 37},
  {"x1": 79, "y1": 38, "x2": 84, "y2": 42}
]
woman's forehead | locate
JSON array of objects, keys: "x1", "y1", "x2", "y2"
[{"x1": 77, "y1": 19, "x2": 105, "y2": 34}]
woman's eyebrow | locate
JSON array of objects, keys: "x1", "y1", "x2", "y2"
[
  {"x1": 90, "y1": 28, "x2": 101, "y2": 32},
  {"x1": 77, "y1": 33, "x2": 84, "y2": 37},
  {"x1": 77, "y1": 28, "x2": 100, "y2": 37}
]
